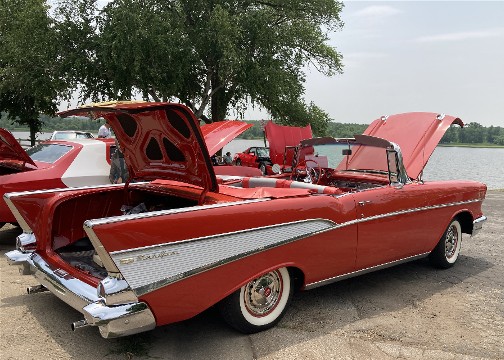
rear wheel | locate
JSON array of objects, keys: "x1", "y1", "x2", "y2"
[
  {"x1": 236, "y1": 159, "x2": 242, "y2": 166},
  {"x1": 219, "y1": 267, "x2": 293, "y2": 334},
  {"x1": 429, "y1": 219, "x2": 462, "y2": 268}
]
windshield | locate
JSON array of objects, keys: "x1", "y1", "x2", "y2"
[
  {"x1": 53, "y1": 132, "x2": 93, "y2": 140},
  {"x1": 256, "y1": 147, "x2": 269, "y2": 157},
  {"x1": 26, "y1": 144, "x2": 73, "y2": 163},
  {"x1": 303, "y1": 142, "x2": 391, "y2": 176}
]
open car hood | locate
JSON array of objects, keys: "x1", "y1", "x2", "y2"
[
  {"x1": 361, "y1": 112, "x2": 463, "y2": 180},
  {"x1": 0, "y1": 128, "x2": 37, "y2": 167},
  {"x1": 265, "y1": 121, "x2": 313, "y2": 166},
  {"x1": 59, "y1": 102, "x2": 218, "y2": 192},
  {"x1": 201, "y1": 121, "x2": 252, "y2": 156}
]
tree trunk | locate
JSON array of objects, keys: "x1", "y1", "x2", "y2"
[
  {"x1": 29, "y1": 121, "x2": 37, "y2": 147},
  {"x1": 210, "y1": 72, "x2": 228, "y2": 122}
]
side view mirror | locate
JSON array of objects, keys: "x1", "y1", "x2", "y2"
[{"x1": 342, "y1": 149, "x2": 352, "y2": 156}]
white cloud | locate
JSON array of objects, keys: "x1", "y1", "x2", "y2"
[
  {"x1": 352, "y1": 5, "x2": 403, "y2": 18},
  {"x1": 416, "y1": 28, "x2": 504, "y2": 43}
]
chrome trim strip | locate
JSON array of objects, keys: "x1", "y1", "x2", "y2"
[
  {"x1": 343, "y1": 198, "x2": 482, "y2": 227},
  {"x1": 110, "y1": 219, "x2": 336, "y2": 296},
  {"x1": 83, "y1": 198, "x2": 270, "y2": 276},
  {"x1": 305, "y1": 253, "x2": 430, "y2": 290},
  {"x1": 471, "y1": 215, "x2": 487, "y2": 237},
  {"x1": 85, "y1": 198, "x2": 270, "y2": 228}
]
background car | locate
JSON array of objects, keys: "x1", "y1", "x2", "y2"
[
  {"x1": 49, "y1": 130, "x2": 95, "y2": 140},
  {"x1": 233, "y1": 146, "x2": 271, "y2": 174},
  {"x1": 0, "y1": 129, "x2": 114, "y2": 228}
]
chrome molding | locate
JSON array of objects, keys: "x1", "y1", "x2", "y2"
[
  {"x1": 341, "y1": 198, "x2": 483, "y2": 228},
  {"x1": 110, "y1": 219, "x2": 336, "y2": 296},
  {"x1": 305, "y1": 253, "x2": 430, "y2": 290},
  {"x1": 85, "y1": 198, "x2": 270, "y2": 228},
  {"x1": 83, "y1": 198, "x2": 270, "y2": 276}
]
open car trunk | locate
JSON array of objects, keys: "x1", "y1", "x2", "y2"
[{"x1": 50, "y1": 185, "x2": 201, "y2": 282}]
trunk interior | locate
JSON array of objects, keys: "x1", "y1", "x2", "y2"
[{"x1": 52, "y1": 186, "x2": 199, "y2": 279}]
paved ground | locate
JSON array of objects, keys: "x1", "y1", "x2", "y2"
[{"x1": 1, "y1": 190, "x2": 503, "y2": 360}]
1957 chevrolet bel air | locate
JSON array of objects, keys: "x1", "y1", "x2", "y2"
[{"x1": 6, "y1": 102, "x2": 487, "y2": 338}]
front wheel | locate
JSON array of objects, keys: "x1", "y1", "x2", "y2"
[
  {"x1": 259, "y1": 162, "x2": 267, "y2": 175},
  {"x1": 235, "y1": 159, "x2": 242, "y2": 166},
  {"x1": 218, "y1": 267, "x2": 293, "y2": 334},
  {"x1": 429, "y1": 219, "x2": 462, "y2": 268}
]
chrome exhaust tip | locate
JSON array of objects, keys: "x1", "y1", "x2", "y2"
[
  {"x1": 71, "y1": 319, "x2": 89, "y2": 331},
  {"x1": 26, "y1": 285, "x2": 48, "y2": 294}
]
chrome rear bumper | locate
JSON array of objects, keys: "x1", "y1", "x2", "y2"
[
  {"x1": 5, "y1": 250, "x2": 156, "y2": 338},
  {"x1": 472, "y1": 215, "x2": 487, "y2": 237}
]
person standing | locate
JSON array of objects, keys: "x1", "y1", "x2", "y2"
[{"x1": 98, "y1": 122, "x2": 111, "y2": 138}]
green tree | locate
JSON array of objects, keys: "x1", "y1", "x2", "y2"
[
  {"x1": 55, "y1": 0, "x2": 344, "y2": 128},
  {"x1": 0, "y1": 0, "x2": 65, "y2": 145}
]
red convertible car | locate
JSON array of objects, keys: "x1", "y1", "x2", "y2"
[
  {"x1": 0, "y1": 129, "x2": 115, "y2": 228},
  {"x1": 6, "y1": 103, "x2": 487, "y2": 339}
]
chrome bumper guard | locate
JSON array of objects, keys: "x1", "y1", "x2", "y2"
[
  {"x1": 472, "y1": 215, "x2": 487, "y2": 237},
  {"x1": 5, "y1": 250, "x2": 156, "y2": 338}
]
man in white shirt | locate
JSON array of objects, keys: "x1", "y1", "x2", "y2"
[{"x1": 98, "y1": 122, "x2": 111, "y2": 138}]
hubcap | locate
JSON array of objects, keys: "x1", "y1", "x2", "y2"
[
  {"x1": 445, "y1": 224, "x2": 459, "y2": 259},
  {"x1": 244, "y1": 270, "x2": 283, "y2": 317}
]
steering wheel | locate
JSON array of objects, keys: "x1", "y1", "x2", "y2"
[{"x1": 292, "y1": 159, "x2": 322, "y2": 184}]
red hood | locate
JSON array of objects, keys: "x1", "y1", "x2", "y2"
[
  {"x1": 362, "y1": 112, "x2": 463, "y2": 179},
  {"x1": 265, "y1": 121, "x2": 313, "y2": 165},
  {"x1": 201, "y1": 121, "x2": 252, "y2": 156},
  {"x1": 59, "y1": 102, "x2": 218, "y2": 192},
  {"x1": 0, "y1": 128, "x2": 37, "y2": 167}
]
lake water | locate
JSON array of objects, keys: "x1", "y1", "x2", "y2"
[
  {"x1": 13, "y1": 133, "x2": 503, "y2": 190},
  {"x1": 223, "y1": 139, "x2": 504, "y2": 190}
]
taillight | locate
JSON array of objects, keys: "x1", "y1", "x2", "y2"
[{"x1": 16, "y1": 233, "x2": 37, "y2": 253}]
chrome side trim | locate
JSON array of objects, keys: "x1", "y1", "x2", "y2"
[
  {"x1": 472, "y1": 215, "x2": 487, "y2": 237},
  {"x1": 83, "y1": 198, "x2": 270, "y2": 276},
  {"x1": 343, "y1": 198, "x2": 482, "y2": 227},
  {"x1": 305, "y1": 253, "x2": 430, "y2": 290},
  {"x1": 85, "y1": 198, "x2": 270, "y2": 228},
  {"x1": 110, "y1": 219, "x2": 336, "y2": 296}
]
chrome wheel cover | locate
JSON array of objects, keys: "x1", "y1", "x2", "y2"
[
  {"x1": 243, "y1": 270, "x2": 283, "y2": 317},
  {"x1": 445, "y1": 224, "x2": 459, "y2": 259}
]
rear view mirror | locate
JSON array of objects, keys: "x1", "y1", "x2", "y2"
[{"x1": 342, "y1": 149, "x2": 352, "y2": 156}]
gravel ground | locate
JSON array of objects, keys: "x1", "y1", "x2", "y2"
[{"x1": 1, "y1": 190, "x2": 503, "y2": 360}]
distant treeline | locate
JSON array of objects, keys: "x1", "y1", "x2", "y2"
[
  {"x1": 0, "y1": 112, "x2": 100, "y2": 132},
  {"x1": 440, "y1": 122, "x2": 504, "y2": 146},
  {"x1": 1, "y1": 112, "x2": 502, "y2": 145},
  {"x1": 235, "y1": 120, "x2": 368, "y2": 139}
]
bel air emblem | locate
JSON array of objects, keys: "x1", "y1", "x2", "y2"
[{"x1": 119, "y1": 250, "x2": 179, "y2": 265}]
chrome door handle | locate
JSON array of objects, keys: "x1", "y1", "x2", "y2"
[{"x1": 358, "y1": 201, "x2": 372, "y2": 206}]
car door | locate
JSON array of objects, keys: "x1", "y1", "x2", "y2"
[
  {"x1": 353, "y1": 183, "x2": 433, "y2": 270},
  {"x1": 243, "y1": 147, "x2": 257, "y2": 167}
]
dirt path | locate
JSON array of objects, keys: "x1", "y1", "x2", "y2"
[{"x1": 1, "y1": 191, "x2": 503, "y2": 359}]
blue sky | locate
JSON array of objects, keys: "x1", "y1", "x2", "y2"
[{"x1": 300, "y1": 1, "x2": 504, "y2": 126}]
